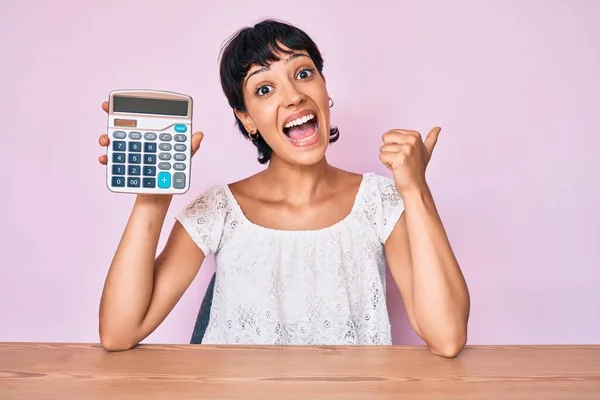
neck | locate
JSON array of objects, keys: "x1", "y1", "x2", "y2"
[{"x1": 262, "y1": 155, "x2": 335, "y2": 204}]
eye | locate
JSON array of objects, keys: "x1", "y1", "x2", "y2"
[
  {"x1": 296, "y1": 68, "x2": 314, "y2": 80},
  {"x1": 255, "y1": 85, "x2": 273, "y2": 96}
]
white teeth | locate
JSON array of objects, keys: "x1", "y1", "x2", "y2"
[{"x1": 284, "y1": 113, "x2": 315, "y2": 128}]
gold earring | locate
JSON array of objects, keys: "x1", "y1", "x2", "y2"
[{"x1": 248, "y1": 130, "x2": 259, "y2": 141}]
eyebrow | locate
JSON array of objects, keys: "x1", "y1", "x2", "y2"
[{"x1": 245, "y1": 53, "x2": 311, "y2": 86}]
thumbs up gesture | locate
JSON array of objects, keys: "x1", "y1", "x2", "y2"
[{"x1": 379, "y1": 127, "x2": 441, "y2": 195}]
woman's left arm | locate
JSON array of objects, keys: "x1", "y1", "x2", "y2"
[
  {"x1": 379, "y1": 127, "x2": 470, "y2": 358},
  {"x1": 384, "y1": 185, "x2": 470, "y2": 358}
]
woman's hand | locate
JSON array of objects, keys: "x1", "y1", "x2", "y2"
[{"x1": 379, "y1": 127, "x2": 441, "y2": 195}]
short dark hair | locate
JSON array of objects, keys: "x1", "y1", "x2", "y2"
[{"x1": 218, "y1": 19, "x2": 340, "y2": 164}]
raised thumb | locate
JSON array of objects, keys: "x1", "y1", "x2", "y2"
[{"x1": 424, "y1": 127, "x2": 441, "y2": 157}]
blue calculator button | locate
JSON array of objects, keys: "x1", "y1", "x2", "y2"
[
  {"x1": 128, "y1": 165, "x2": 140, "y2": 175},
  {"x1": 127, "y1": 177, "x2": 141, "y2": 187},
  {"x1": 174, "y1": 124, "x2": 187, "y2": 133},
  {"x1": 158, "y1": 172, "x2": 171, "y2": 188},
  {"x1": 143, "y1": 178, "x2": 156, "y2": 188},
  {"x1": 143, "y1": 166, "x2": 156, "y2": 176},
  {"x1": 144, "y1": 154, "x2": 156, "y2": 164},
  {"x1": 113, "y1": 153, "x2": 126, "y2": 163},
  {"x1": 128, "y1": 154, "x2": 141, "y2": 164},
  {"x1": 144, "y1": 142, "x2": 157, "y2": 153},
  {"x1": 112, "y1": 165, "x2": 125, "y2": 175},
  {"x1": 129, "y1": 141, "x2": 142, "y2": 152},
  {"x1": 113, "y1": 141, "x2": 126, "y2": 151},
  {"x1": 112, "y1": 177, "x2": 125, "y2": 187}
]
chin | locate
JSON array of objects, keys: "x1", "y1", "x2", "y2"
[{"x1": 286, "y1": 147, "x2": 328, "y2": 166}]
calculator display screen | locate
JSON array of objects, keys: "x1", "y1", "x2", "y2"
[{"x1": 113, "y1": 96, "x2": 189, "y2": 117}]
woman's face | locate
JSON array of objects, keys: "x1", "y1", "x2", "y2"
[{"x1": 235, "y1": 46, "x2": 331, "y2": 166}]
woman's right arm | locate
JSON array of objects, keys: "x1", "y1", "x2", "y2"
[
  {"x1": 97, "y1": 101, "x2": 206, "y2": 351},
  {"x1": 98, "y1": 195, "x2": 205, "y2": 351}
]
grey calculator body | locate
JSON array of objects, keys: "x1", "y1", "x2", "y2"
[{"x1": 106, "y1": 89, "x2": 193, "y2": 195}]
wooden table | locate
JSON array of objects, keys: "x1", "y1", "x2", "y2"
[{"x1": 0, "y1": 343, "x2": 598, "y2": 399}]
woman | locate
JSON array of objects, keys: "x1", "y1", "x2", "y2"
[{"x1": 97, "y1": 19, "x2": 470, "y2": 357}]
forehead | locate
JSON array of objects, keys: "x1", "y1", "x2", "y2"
[{"x1": 246, "y1": 46, "x2": 312, "y2": 74}]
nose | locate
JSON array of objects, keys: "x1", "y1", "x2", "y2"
[{"x1": 280, "y1": 80, "x2": 306, "y2": 108}]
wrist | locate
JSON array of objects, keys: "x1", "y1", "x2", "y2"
[
  {"x1": 398, "y1": 183, "x2": 440, "y2": 218},
  {"x1": 134, "y1": 194, "x2": 173, "y2": 210},
  {"x1": 397, "y1": 182, "x2": 431, "y2": 201}
]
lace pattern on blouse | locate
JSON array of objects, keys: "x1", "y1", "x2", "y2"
[{"x1": 176, "y1": 172, "x2": 405, "y2": 345}]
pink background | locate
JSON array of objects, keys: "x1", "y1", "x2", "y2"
[{"x1": 1, "y1": 0, "x2": 599, "y2": 345}]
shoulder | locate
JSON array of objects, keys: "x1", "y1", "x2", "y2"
[
  {"x1": 356, "y1": 172, "x2": 405, "y2": 243},
  {"x1": 179, "y1": 184, "x2": 231, "y2": 214},
  {"x1": 360, "y1": 172, "x2": 401, "y2": 201},
  {"x1": 362, "y1": 172, "x2": 395, "y2": 188},
  {"x1": 175, "y1": 184, "x2": 239, "y2": 255}
]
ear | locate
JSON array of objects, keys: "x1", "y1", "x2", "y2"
[{"x1": 234, "y1": 108, "x2": 256, "y2": 133}]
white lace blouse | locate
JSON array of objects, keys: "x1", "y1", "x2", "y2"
[{"x1": 176, "y1": 172, "x2": 405, "y2": 345}]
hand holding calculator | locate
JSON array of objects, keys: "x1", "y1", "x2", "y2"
[{"x1": 98, "y1": 90, "x2": 203, "y2": 196}]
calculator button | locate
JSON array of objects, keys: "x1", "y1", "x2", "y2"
[
  {"x1": 129, "y1": 131, "x2": 142, "y2": 140},
  {"x1": 173, "y1": 163, "x2": 186, "y2": 171},
  {"x1": 159, "y1": 153, "x2": 171, "y2": 161},
  {"x1": 129, "y1": 141, "x2": 142, "y2": 152},
  {"x1": 144, "y1": 154, "x2": 156, "y2": 164},
  {"x1": 174, "y1": 153, "x2": 186, "y2": 161},
  {"x1": 174, "y1": 124, "x2": 187, "y2": 133},
  {"x1": 112, "y1": 177, "x2": 125, "y2": 187},
  {"x1": 113, "y1": 141, "x2": 126, "y2": 151},
  {"x1": 158, "y1": 162, "x2": 171, "y2": 170},
  {"x1": 174, "y1": 143, "x2": 187, "y2": 151},
  {"x1": 112, "y1": 165, "x2": 126, "y2": 175},
  {"x1": 143, "y1": 166, "x2": 156, "y2": 176},
  {"x1": 173, "y1": 172, "x2": 186, "y2": 189},
  {"x1": 143, "y1": 178, "x2": 156, "y2": 188},
  {"x1": 127, "y1": 177, "x2": 141, "y2": 187},
  {"x1": 159, "y1": 143, "x2": 172, "y2": 151},
  {"x1": 144, "y1": 132, "x2": 157, "y2": 140},
  {"x1": 159, "y1": 133, "x2": 172, "y2": 141},
  {"x1": 113, "y1": 153, "x2": 126, "y2": 163},
  {"x1": 158, "y1": 172, "x2": 171, "y2": 188},
  {"x1": 113, "y1": 131, "x2": 126, "y2": 139},
  {"x1": 128, "y1": 165, "x2": 140, "y2": 175},
  {"x1": 128, "y1": 154, "x2": 141, "y2": 164},
  {"x1": 174, "y1": 134, "x2": 186, "y2": 142},
  {"x1": 144, "y1": 142, "x2": 157, "y2": 153}
]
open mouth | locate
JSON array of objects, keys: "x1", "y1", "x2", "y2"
[{"x1": 282, "y1": 113, "x2": 319, "y2": 144}]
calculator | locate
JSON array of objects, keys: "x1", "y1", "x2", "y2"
[{"x1": 106, "y1": 89, "x2": 193, "y2": 195}]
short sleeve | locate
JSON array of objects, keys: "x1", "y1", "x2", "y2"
[
  {"x1": 369, "y1": 173, "x2": 405, "y2": 243},
  {"x1": 175, "y1": 185, "x2": 230, "y2": 256}
]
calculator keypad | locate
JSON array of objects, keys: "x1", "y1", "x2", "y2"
[{"x1": 110, "y1": 128, "x2": 189, "y2": 191}]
